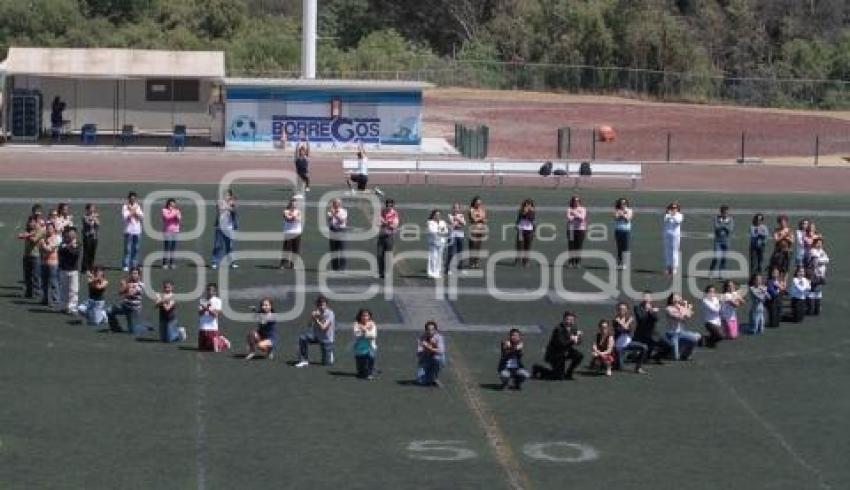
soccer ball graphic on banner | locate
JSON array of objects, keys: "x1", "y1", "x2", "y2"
[{"x1": 230, "y1": 115, "x2": 257, "y2": 141}]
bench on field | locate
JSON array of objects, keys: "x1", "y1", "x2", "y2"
[{"x1": 342, "y1": 159, "x2": 642, "y2": 188}]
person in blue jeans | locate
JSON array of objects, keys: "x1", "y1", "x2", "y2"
[
  {"x1": 748, "y1": 273, "x2": 768, "y2": 334},
  {"x1": 664, "y1": 292, "x2": 701, "y2": 361},
  {"x1": 211, "y1": 189, "x2": 239, "y2": 269},
  {"x1": 155, "y1": 280, "x2": 186, "y2": 342},
  {"x1": 121, "y1": 192, "x2": 144, "y2": 271},
  {"x1": 18, "y1": 216, "x2": 43, "y2": 299},
  {"x1": 295, "y1": 296, "x2": 336, "y2": 367},
  {"x1": 38, "y1": 222, "x2": 61, "y2": 307},
  {"x1": 416, "y1": 321, "x2": 446, "y2": 386},
  {"x1": 709, "y1": 205, "x2": 734, "y2": 278},
  {"x1": 498, "y1": 329, "x2": 530, "y2": 390},
  {"x1": 352, "y1": 309, "x2": 377, "y2": 379},
  {"x1": 107, "y1": 267, "x2": 145, "y2": 335},
  {"x1": 749, "y1": 213, "x2": 769, "y2": 274}
]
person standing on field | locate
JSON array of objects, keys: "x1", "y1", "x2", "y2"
[
  {"x1": 377, "y1": 199, "x2": 399, "y2": 279},
  {"x1": 662, "y1": 202, "x2": 683, "y2": 276}
]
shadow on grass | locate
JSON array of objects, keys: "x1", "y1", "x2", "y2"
[
  {"x1": 27, "y1": 307, "x2": 59, "y2": 314},
  {"x1": 327, "y1": 370, "x2": 360, "y2": 378},
  {"x1": 479, "y1": 383, "x2": 507, "y2": 391}
]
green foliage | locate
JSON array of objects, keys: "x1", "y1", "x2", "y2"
[{"x1": 0, "y1": 0, "x2": 848, "y2": 108}]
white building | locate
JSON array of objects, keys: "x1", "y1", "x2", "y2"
[{"x1": 1, "y1": 47, "x2": 225, "y2": 138}]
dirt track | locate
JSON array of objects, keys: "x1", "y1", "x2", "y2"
[
  {"x1": 1, "y1": 88, "x2": 849, "y2": 193},
  {"x1": 1, "y1": 149, "x2": 849, "y2": 194},
  {"x1": 425, "y1": 89, "x2": 850, "y2": 162}
]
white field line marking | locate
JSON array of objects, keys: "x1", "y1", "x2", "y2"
[
  {"x1": 711, "y1": 370, "x2": 832, "y2": 490},
  {"x1": 195, "y1": 354, "x2": 208, "y2": 490},
  {"x1": 447, "y1": 346, "x2": 530, "y2": 490},
  {"x1": 1, "y1": 197, "x2": 850, "y2": 218},
  {"x1": 391, "y1": 257, "x2": 531, "y2": 490}
]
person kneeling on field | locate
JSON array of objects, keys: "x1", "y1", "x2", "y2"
[
  {"x1": 295, "y1": 296, "x2": 335, "y2": 367},
  {"x1": 76, "y1": 266, "x2": 108, "y2": 326},
  {"x1": 155, "y1": 280, "x2": 186, "y2": 343},
  {"x1": 198, "y1": 283, "x2": 230, "y2": 352},
  {"x1": 589, "y1": 320, "x2": 615, "y2": 376},
  {"x1": 415, "y1": 321, "x2": 445, "y2": 386},
  {"x1": 498, "y1": 329, "x2": 529, "y2": 390},
  {"x1": 532, "y1": 311, "x2": 584, "y2": 380},
  {"x1": 245, "y1": 298, "x2": 277, "y2": 360},
  {"x1": 107, "y1": 266, "x2": 145, "y2": 335}
]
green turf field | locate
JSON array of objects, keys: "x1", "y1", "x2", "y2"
[{"x1": 0, "y1": 181, "x2": 848, "y2": 490}]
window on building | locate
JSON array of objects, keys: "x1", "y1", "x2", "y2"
[
  {"x1": 331, "y1": 97, "x2": 342, "y2": 118},
  {"x1": 146, "y1": 79, "x2": 200, "y2": 102}
]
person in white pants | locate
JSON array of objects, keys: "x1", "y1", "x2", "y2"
[
  {"x1": 663, "y1": 202, "x2": 683, "y2": 275},
  {"x1": 426, "y1": 209, "x2": 449, "y2": 279}
]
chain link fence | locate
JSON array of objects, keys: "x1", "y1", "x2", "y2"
[{"x1": 234, "y1": 59, "x2": 850, "y2": 109}]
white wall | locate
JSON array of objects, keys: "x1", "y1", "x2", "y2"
[{"x1": 12, "y1": 75, "x2": 215, "y2": 134}]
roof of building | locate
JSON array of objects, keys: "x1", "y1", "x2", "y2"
[
  {"x1": 224, "y1": 77, "x2": 433, "y2": 91},
  {"x1": 1, "y1": 47, "x2": 225, "y2": 79}
]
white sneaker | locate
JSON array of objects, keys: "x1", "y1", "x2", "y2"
[
  {"x1": 230, "y1": 263, "x2": 239, "y2": 269},
  {"x1": 211, "y1": 264, "x2": 218, "y2": 270},
  {"x1": 295, "y1": 360, "x2": 309, "y2": 368},
  {"x1": 293, "y1": 193, "x2": 304, "y2": 200},
  {"x1": 374, "y1": 187, "x2": 384, "y2": 198},
  {"x1": 305, "y1": 187, "x2": 310, "y2": 192},
  {"x1": 178, "y1": 327, "x2": 187, "y2": 342},
  {"x1": 122, "y1": 267, "x2": 129, "y2": 272},
  {"x1": 245, "y1": 352, "x2": 256, "y2": 360},
  {"x1": 268, "y1": 352, "x2": 275, "y2": 360}
]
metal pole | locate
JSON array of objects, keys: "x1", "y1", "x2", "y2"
[
  {"x1": 815, "y1": 135, "x2": 820, "y2": 166},
  {"x1": 591, "y1": 128, "x2": 596, "y2": 161},
  {"x1": 666, "y1": 132, "x2": 671, "y2": 162},
  {"x1": 740, "y1": 131, "x2": 746, "y2": 162},
  {"x1": 301, "y1": 0, "x2": 317, "y2": 79}
]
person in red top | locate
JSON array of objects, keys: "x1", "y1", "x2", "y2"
[{"x1": 377, "y1": 199, "x2": 399, "y2": 279}]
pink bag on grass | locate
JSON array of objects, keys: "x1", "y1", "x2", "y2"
[{"x1": 723, "y1": 317, "x2": 739, "y2": 339}]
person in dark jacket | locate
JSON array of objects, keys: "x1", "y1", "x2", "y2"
[
  {"x1": 632, "y1": 291, "x2": 671, "y2": 363},
  {"x1": 498, "y1": 329, "x2": 529, "y2": 390},
  {"x1": 51, "y1": 96, "x2": 66, "y2": 141},
  {"x1": 532, "y1": 311, "x2": 584, "y2": 380}
]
